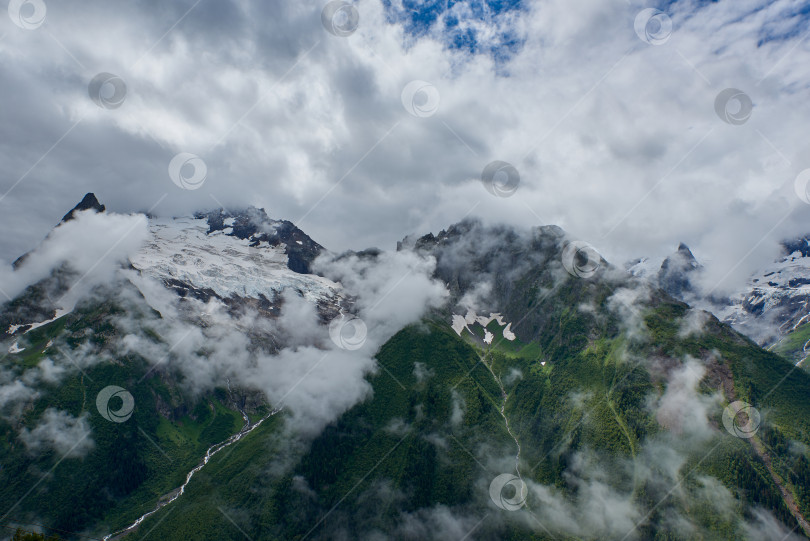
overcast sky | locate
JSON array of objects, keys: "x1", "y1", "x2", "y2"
[{"x1": 1, "y1": 0, "x2": 809, "y2": 292}]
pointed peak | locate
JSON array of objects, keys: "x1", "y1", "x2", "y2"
[
  {"x1": 61, "y1": 193, "x2": 105, "y2": 224},
  {"x1": 662, "y1": 242, "x2": 698, "y2": 266},
  {"x1": 658, "y1": 241, "x2": 701, "y2": 298},
  {"x1": 669, "y1": 243, "x2": 698, "y2": 265}
]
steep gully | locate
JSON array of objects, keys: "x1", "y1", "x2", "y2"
[{"x1": 104, "y1": 380, "x2": 281, "y2": 540}]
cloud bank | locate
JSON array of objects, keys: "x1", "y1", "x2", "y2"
[{"x1": 0, "y1": 0, "x2": 809, "y2": 296}]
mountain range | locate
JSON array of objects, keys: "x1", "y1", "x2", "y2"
[{"x1": 1, "y1": 194, "x2": 810, "y2": 540}]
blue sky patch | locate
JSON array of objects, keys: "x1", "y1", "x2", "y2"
[{"x1": 380, "y1": 0, "x2": 527, "y2": 59}]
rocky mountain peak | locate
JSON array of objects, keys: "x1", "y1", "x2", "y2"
[
  {"x1": 60, "y1": 192, "x2": 105, "y2": 224},
  {"x1": 194, "y1": 206, "x2": 323, "y2": 274},
  {"x1": 781, "y1": 235, "x2": 810, "y2": 258},
  {"x1": 13, "y1": 193, "x2": 106, "y2": 269},
  {"x1": 658, "y1": 242, "x2": 701, "y2": 298}
]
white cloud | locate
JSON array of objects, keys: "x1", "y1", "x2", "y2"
[
  {"x1": 19, "y1": 408, "x2": 95, "y2": 458},
  {"x1": 0, "y1": 0, "x2": 807, "y2": 298},
  {"x1": 526, "y1": 474, "x2": 641, "y2": 538},
  {"x1": 744, "y1": 507, "x2": 805, "y2": 541},
  {"x1": 450, "y1": 389, "x2": 466, "y2": 427},
  {"x1": 654, "y1": 357, "x2": 721, "y2": 441},
  {"x1": 0, "y1": 209, "x2": 148, "y2": 305},
  {"x1": 607, "y1": 285, "x2": 650, "y2": 342},
  {"x1": 0, "y1": 379, "x2": 39, "y2": 420},
  {"x1": 37, "y1": 357, "x2": 69, "y2": 384},
  {"x1": 314, "y1": 248, "x2": 449, "y2": 336},
  {"x1": 114, "y1": 244, "x2": 448, "y2": 436},
  {"x1": 678, "y1": 308, "x2": 711, "y2": 338}
]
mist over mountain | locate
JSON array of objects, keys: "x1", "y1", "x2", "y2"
[
  {"x1": 3, "y1": 0, "x2": 810, "y2": 539},
  {"x1": 2, "y1": 0, "x2": 810, "y2": 286},
  {"x1": 629, "y1": 236, "x2": 810, "y2": 368},
  {"x1": 1, "y1": 195, "x2": 810, "y2": 540}
]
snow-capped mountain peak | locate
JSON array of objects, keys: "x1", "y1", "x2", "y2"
[
  {"x1": 2, "y1": 195, "x2": 343, "y2": 338},
  {"x1": 130, "y1": 214, "x2": 339, "y2": 310}
]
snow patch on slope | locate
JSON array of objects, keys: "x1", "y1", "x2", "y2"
[
  {"x1": 6, "y1": 309, "x2": 71, "y2": 337},
  {"x1": 451, "y1": 309, "x2": 516, "y2": 341}
]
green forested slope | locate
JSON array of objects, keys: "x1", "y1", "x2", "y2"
[
  {"x1": 121, "y1": 309, "x2": 810, "y2": 540},
  {"x1": 0, "y1": 296, "x2": 253, "y2": 539}
]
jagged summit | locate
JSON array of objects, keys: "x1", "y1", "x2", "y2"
[
  {"x1": 397, "y1": 218, "x2": 567, "y2": 253},
  {"x1": 658, "y1": 242, "x2": 701, "y2": 298},
  {"x1": 395, "y1": 218, "x2": 608, "y2": 344},
  {"x1": 194, "y1": 206, "x2": 323, "y2": 274},
  {"x1": 13, "y1": 193, "x2": 107, "y2": 269},
  {"x1": 61, "y1": 192, "x2": 105, "y2": 223}
]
